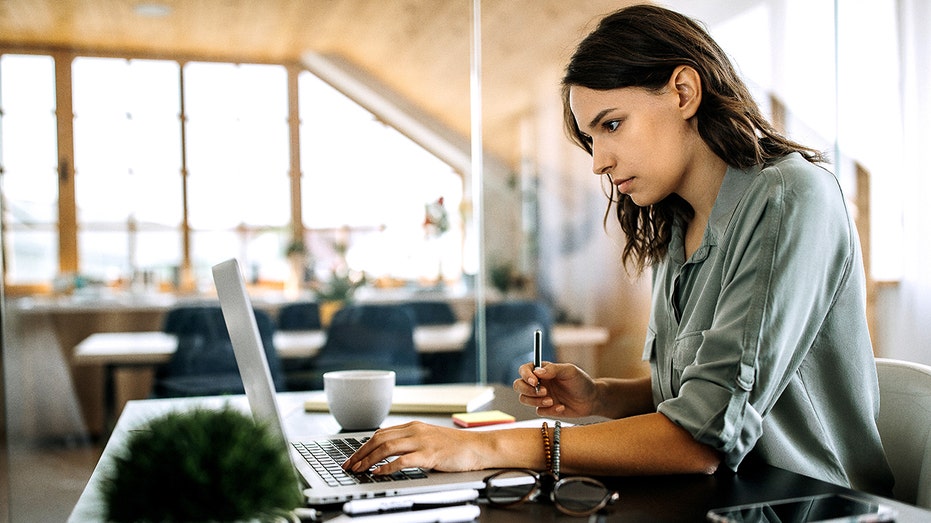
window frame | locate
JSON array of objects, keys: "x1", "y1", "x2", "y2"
[{"x1": 0, "y1": 48, "x2": 464, "y2": 294}]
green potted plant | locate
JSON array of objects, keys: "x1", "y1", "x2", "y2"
[
  {"x1": 311, "y1": 237, "x2": 365, "y2": 325},
  {"x1": 490, "y1": 261, "x2": 529, "y2": 296},
  {"x1": 102, "y1": 406, "x2": 303, "y2": 522},
  {"x1": 312, "y1": 268, "x2": 365, "y2": 326},
  {"x1": 284, "y1": 239, "x2": 307, "y2": 259},
  {"x1": 312, "y1": 269, "x2": 365, "y2": 302}
]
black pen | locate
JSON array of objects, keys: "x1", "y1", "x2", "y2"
[{"x1": 533, "y1": 329, "x2": 542, "y2": 393}]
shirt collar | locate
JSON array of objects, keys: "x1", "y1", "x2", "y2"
[
  {"x1": 667, "y1": 161, "x2": 762, "y2": 265},
  {"x1": 707, "y1": 162, "x2": 761, "y2": 242}
]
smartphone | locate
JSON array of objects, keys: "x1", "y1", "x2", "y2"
[{"x1": 706, "y1": 493, "x2": 897, "y2": 522}]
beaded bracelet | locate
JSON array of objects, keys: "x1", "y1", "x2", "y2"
[
  {"x1": 552, "y1": 420, "x2": 561, "y2": 479},
  {"x1": 541, "y1": 422, "x2": 553, "y2": 472}
]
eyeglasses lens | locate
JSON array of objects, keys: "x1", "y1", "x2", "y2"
[
  {"x1": 486, "y1": 470, "x2": 538, "y2": 506},
  {"x1": 553, "y1": 478, "x2": 613, "y2": 516}
]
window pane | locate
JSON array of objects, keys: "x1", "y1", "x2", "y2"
[
  {"x1": 78, "y1": 231, "x2": 129, "y2": 280},
  {"x1": 73, "y1": 57, "x2": 182, "y2": 226},
  {"x1": 188, "y1": 228, "x2": 289, "y2": 287},
  {"x1": 247, "y1": 229, "x2": 289, "y2": 283},
  {"x1": 185, "y1": 62, "x2": 289, "y2": 230},
  {"x1": 136, "y1": 230, "x2": 184, "y2": 269},
  {"x1": 5, "y1": 228, "x2": 57, "y2": 283},
  {"x1": 837, "y1": 1, "x2": 903, "y2": 280},
  {"x1": 72, "y1": 57, "x2": 183, "y2": 281},
  {"x1": 298, "y1": 71, "x2": 463, "y2": 282},
  {"x1": 0, "y1": 54, "x2": 59, "y2": 284},
  {"x1": 189, "y1": 230, "x2": 241, "y2": 289}
]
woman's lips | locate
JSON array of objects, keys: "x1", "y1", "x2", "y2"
[{"x1": 615, "y1": 177, "x2": 634, "y2": 193}]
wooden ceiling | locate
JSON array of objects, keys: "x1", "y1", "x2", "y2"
[{"x1": 0, "y1": 0, "x2": 641, "y2": 169}]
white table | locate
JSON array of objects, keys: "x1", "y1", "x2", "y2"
[
  {"x1": 73, "y1": 323, "x2": 475, "y2": 365},
  {"x1": 72, "y1": 321, "x2": 609, "y2": 434},
  {"x1": 72, "y1": 322, "x2": 609, "y2": 428},
  {"x1": 73, "y1": 322, "x2": 608, "y2": 365}
]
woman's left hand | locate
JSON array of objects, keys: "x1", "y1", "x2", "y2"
[{"x1": 342, "y1": 421, "x2": 488, "y2": 475}]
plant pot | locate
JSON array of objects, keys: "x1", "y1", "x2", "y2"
[{"x1": 318, "y1": 300, "x2": 344, "y2": 327}]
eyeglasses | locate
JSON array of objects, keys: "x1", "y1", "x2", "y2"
[{"x1": 483, "y1": 469, "x2": 619, "y2": 517}]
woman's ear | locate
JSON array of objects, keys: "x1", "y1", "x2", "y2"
[{"x1": 670, "y1": 65, "x2": 702, "y2": 120}]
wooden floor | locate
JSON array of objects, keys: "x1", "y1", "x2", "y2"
[{"x1": 5, "y1": 439, "x2": 101, "y2": 522}]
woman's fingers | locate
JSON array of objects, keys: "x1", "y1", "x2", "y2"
[
  {"x1": 343, "y1": 423, "x2": 415, "y2": 473},
  {"x1": 514, "y1": 365, "x2": 557, "y2": 410},
  {"x1": 515, "y1": 362, "x2": 553, "y2": 392},
  {"x1": 342, "y1": 422, "x2": 480, "y2": 475},
  {"x1": 515, "y1": 362, "x2": 540, "y2": 390}
]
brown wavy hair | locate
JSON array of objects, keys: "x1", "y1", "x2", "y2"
[{"x1": 562, "y1": 4, "x2": 825, "y2": 273}]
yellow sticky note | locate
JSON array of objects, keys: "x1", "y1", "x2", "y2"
[{"x1": 452, "y1": 410, "x2": 516, "y2": 428}]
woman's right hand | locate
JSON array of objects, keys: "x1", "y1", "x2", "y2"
[{"x1": 514, "y1": 362, "x2": 600, "y2": 418}]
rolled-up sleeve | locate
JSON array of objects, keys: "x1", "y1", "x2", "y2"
[{"x1": 654, "y1": 158, "x2": 855, "y2": 470}]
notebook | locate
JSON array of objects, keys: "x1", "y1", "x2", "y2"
[
  {"x1": 302, "y1": 384, "x2": 495, "y2": 414},
  {"x1": 211, "y1": 258, "x2": 492, "y2": 505}
]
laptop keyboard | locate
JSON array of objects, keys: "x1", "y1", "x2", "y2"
[{"x1": 293, "y1": 437, "x2": 428, "y2": 488}]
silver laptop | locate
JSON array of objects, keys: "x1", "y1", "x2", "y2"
[{"x1": 211, "y1": 258, "x2": 490, "y2": 505}]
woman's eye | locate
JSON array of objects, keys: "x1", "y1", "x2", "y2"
[{"x1": 604, "y1": 120, "x2": 620, "y2": 132}]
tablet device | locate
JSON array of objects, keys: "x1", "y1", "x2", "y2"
[{"x1": 706, "y1": 493, "x2": 897, "y2": 522}]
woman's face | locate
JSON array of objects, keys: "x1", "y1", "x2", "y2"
[{"x1": 568, "y1": 84, "x2": 697, "y2": 207}]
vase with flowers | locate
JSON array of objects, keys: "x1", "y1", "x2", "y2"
[{"x1": 423, "y1": 197, "x2": 450, "y2": 285}]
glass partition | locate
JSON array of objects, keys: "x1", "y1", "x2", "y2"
[{"x1": 0, "y1": 3, "x2": 474, "y2": 520}]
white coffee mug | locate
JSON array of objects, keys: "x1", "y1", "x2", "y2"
[{"x1": 323, "y1": 370, "x2": 395, "y2": 431}]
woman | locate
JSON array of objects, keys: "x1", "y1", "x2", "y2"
[{"x1": 344, "y1": 4, "x2": 893, "y2": 494}]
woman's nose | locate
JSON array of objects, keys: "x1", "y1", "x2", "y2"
[{"x1": 592, "y1": 147, "x2": 614, "y2": 177}]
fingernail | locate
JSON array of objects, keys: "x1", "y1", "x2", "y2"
[{"x1": 542, "y1": 398, "x2": 553, "y2": 407}]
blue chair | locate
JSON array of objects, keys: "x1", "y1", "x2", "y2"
[
  {"x1": 277, "y1": 301, "x2": 322, "y2": 331},
  {"x1": 406, "y1": 301, "x2": 459, "y2": 383},
  {"x1": 406, "y1": 301, "x2": 457, "y2": 325},
  {"x1": 277, "y1": 301, "x2": 324, "y2": 390},
  {"x1": 290, "y1": 304, "x2": 427, "y2": 389},
  {"x1": 153, "y1": 305, "x2": 285, "y2": 397},
  {"x1": 162, "y1": 304, "x2": 229, "y2": 338},
  {"x1": 456, "y1": 300, "x2": 556, "y2": 385}
]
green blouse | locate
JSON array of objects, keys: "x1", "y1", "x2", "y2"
[{"x1": 645, "y1": 153, "x2": 894, "y2": 495}]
